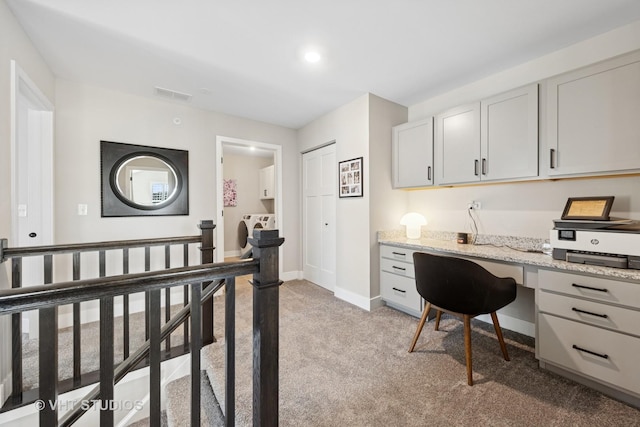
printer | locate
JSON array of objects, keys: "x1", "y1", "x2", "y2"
[{"x1": 550, "y1": 220, "x2": 640, "y2": 270}]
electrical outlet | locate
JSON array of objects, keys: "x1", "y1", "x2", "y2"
[{"x1": 467, "y1": 201, "x2": 481, "y2": 210}]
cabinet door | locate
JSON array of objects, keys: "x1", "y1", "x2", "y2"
[
  {"x1": 547, "y1": 51, "x2": 640, "y2": 176},
  {"x1": 392, "y1": 118, "x2": 433, "y2": 188},
  {"x1": 259, "y1": 165, "x2": 275, "y2": 199},
  {"x1": 480, "y1": 84, "x2": 538, "y2": 181},
  {"x1": 434, "y1": 103, "x2": 480, "y2": 185}
]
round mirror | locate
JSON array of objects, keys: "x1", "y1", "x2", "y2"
[{"x1": 113, "y1": 155, "x2": 180, "y2": 209}]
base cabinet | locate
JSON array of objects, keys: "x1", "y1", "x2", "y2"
[
  {"x1": 379, "y1": 245, "x2": 422, "y2": 317},
  {"x1": 537, "y1": 269, "x2": 640, "y2": 400}
]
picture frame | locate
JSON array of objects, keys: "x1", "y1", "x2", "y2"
[
  {"x1": 561, "y1": 196, "x2": 614, "y2": 221},
  {"x1": 339, "y1": 157, "x2": 363, "y2": 198}
]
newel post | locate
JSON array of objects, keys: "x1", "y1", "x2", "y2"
[
  {"x1": 198, "y1": 220, "x2": 216, "y2": 345},
  {"x1": 248, "y1": 229, "x2": 285, "y2": 427}
]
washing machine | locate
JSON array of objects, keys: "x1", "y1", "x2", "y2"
[
  {"x1": 256, "y1": 214, "x2": 276, "y2": 229},
  {"x1": 238, "y1": 214, "x2": 262, "y2": 253}
]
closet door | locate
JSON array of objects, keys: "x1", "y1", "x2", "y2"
[{"x1": 302, "y1": 144, "x2": 336, "y2": 291}]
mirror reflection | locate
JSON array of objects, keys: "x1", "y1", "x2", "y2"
[{"x1": 115, "y1": 156, "x2": 178, "y2": 207}]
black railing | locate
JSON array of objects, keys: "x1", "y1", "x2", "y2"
[{"x1": 0, "y1": 224, "x2": 285, "y2": 426}]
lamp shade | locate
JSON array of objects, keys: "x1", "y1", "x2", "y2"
[{"x1": 400, "y1": 212, "x2": 427, "y2": 239}]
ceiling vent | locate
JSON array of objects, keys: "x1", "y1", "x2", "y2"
[{"x1": 154, "y1": 86, "x2": 192, "y2": 102}]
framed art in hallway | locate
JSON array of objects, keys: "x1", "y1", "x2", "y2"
[{"x1": 339, "y1": 157, "x2": 363, "y2": 198}]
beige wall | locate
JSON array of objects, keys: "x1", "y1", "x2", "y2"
[
  {"x1": 0, "y1": 0, "x2": 55, "y2": 405},
  {"x1": 222, "y1": 152, "x2": 273, "y2": 256},
  {"x1": 405, "y1": 19, "x2": 640, "y2": 239},
  {"x1": 54, "y1": 79, "x2": 299, "y2": 273},
  {"x1": 298, "y1": 94, "x2": 372, "y2": 306}
]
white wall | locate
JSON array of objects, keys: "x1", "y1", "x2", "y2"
[
  {"x1": 0, "y1": 0, "x2": 55, "y2": 405},
  {"x1": 368, "y1": 95, "x2": 408, "y2": 298},
  {"x1": 222, "y1": 152, "x2": 273, "y2": 256},
  {"x1": 297, "y1": 94, "x2": 372, "y2": 307},
  {"x1": 405, "y1": 19, "x2": 640, "y2": 239},
  {"x1": 54, "y1": 79, "x2": 299, "y2": 275}
]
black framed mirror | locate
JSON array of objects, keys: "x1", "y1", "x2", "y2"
[{"x1": 100, "y1": 141, "x2": 189, "y2": 217}]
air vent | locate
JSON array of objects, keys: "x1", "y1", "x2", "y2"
[{"x1": 154, "y1": 86, "x2": 192, "y2": 102}]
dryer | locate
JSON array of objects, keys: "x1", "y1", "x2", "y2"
[{"x1": 238, "y1": 214, "x2": 261, "y2": 253}]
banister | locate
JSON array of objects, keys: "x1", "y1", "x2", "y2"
[
  {"x1": 0, "y1": 235, "x2": 202, "y2": 261},
  {"x1": 0, "y1": 259, "x2": 258, "y2": 315}
]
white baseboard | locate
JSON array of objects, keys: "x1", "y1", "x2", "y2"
[
  {"x1": 334, "y1": 286, "x2": 372, "y2": 311},
  {"x1": 281, "y1": 270, "x2": 303, "y2": 281},
  {"x1": 224, "y1": 250, "x2": 241, "y2": 258},
  {"x1": 475, "y1": 312, "x2": 535, "y2": 338},
  {"x1": 0, "y1": 371, "x2": 9, "y2": 407}
]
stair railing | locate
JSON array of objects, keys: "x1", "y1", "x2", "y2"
[{"x1": 0, "y1": 228, "x2": 284, "y2": 426}]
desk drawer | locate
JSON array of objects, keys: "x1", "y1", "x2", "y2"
[
  {"x1": 380, "y1": 245, "x2": 415, "y2": 263},
  {"x1": 380, "y1": 257, "x2": 415, "y2": 279},
  {"x1": 473, "y1": 259, "x2": 523, "y2": 284},
  {"x1": 539, "y1": 269, "x2": 640, "y2": 309},
  {"x1": 380, "y1": 271, "x2": 421, "y2": 313},
  {"x1": 539, "y1": 313, "x2": 640, "y2": 395},
  {"x1": 539, "y1": 291, "x2": 640, "y2": 337}
]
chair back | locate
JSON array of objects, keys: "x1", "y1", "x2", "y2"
[{"x1": 413, "y1": 252, "x2": 516, "y2": 315}]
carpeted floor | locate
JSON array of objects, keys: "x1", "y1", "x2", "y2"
[{"x1": 204, "y1": 276, "x2": 640, "y2": 427}]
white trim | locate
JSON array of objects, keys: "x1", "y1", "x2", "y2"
[
  {"x1": 10, "y1": 60, "x2": 55, "y2": 246},
  {"x1": 281, "y1": 270, "x2": 303, "y2": 282},
  {"x1": 224, "y1": 250, "x2": 241, "y2": 258},
  {"x1": 0, "y1": 371, "x2": 9, "y2": 407},
  {"x1": 215, "y1": 136, "x2": 284, "y2": 271},
  {"x1": 334, "y1": 286, "x2": 372, "y2": 311}
]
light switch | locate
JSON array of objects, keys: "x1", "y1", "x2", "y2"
[
  {"x1": 77, "y1": 204, "x2": 88, "y2": 216},
  {"x1": 18, "y1": 204, "x2": 27, "y2": 217}
]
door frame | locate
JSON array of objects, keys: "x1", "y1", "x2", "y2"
[
  {"x1": 215, "y1": 136, "x2": 283, "y2": 270},
  {"x1": 10, "y1": 60, "x2": 54, "y2": 247}
]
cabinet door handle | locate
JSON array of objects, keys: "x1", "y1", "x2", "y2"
[
  {"x1": 481, "y1": 158, "x2": 487, "y2": 175},
  {"x1": 264, "y1": 189, "x2": 267, "y2": 196},
  {"x1": 572, "y1": 283, "x2": 608, "y2": 293},
  {"x1": 392, "y1": 266, "x2": 406, "y2": 271},
  {"x1": 427, "y1": 166, "x2": 432, "y2": 181},
  {"x1": 572, "y1": 344, "x2": 609, "y2": 360},
  {"x1": 474, "y1": 159, "x2": 479, "y2": 176},
  {"x1": 572, "y1": 307, "x2": 608, "y2": 319},
  {"x1": 550, "y1": 148, "x2": 556, "y2": 169},
  {"x1": 392, "y1": 287, "x2": 406, "y2": 293},
  {"x1": 391, "y1": 251, "x2": 406, "y2": 257}
]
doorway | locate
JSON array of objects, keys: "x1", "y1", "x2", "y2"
[
  {"x1": 215, "y1": 136, "x2": 283, "y2": 270},
  {"x1": 302, "y1": 143, "x2": 336, "y2": 291},
  {"x1": 10, "y1": 61, "x2": 54, "y2": 338}
]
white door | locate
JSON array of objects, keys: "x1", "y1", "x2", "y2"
[
  {"x1": 302, "y1": 144, "x2": 336, "y2": 291},
  {"x1": 12, "y1": 61, "x2": 54, "y2": 338}
]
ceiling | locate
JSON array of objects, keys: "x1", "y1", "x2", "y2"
[{"x1": 7, "y1": 0, "x2": 640, "y2": 129}]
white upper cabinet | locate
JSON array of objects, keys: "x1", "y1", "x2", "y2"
[
  {"x1": 481, "y1": 84, "x2": 538, "y2": 181},
  {"x1": 547, "y1": 51, "x2": 640, "y2": 176},
  {"x1": 434, "y1": 102, "x2": 481, "y2": 185},
  {"x1": 259, "y1": 164, "x2": 275, "y2": 199},
  {"x1": 392, "y1": 117, "x2": 434, "y2": 188},
  {"x1": 434, "y1": 85, "x2": 539, "y2": 186}
]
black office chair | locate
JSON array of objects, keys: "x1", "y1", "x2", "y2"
[{"x1": 408, "y1": 252, "x2": 517, "y2": 385}]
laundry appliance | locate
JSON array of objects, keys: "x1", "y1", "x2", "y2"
[{"x1": 238, "y1": 214, "x2": 277, "y2": 255}]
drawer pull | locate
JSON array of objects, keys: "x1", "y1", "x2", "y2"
[
  {"x1": 572, "y1": 307, "x2": 608, "y2": 319},
  {"x1": 392, "y1": 266, "x2": 407, "y2": 271},
  {"x1": 572, "y1": 344, "x2": 609, "y2": 360},
  {"x1": 391, "y1": 251, "x2": 407, "y2": 257},
  {"x1": 392, "y1": 287, "x2": 406, "y2": 294},
  {"x1": 571, "y1": 283, "x2": 608, "y2": 293}
]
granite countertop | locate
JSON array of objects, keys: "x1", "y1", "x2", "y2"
[{"x1": 378, "y1": 230, "x2": 640, "y2": 282}]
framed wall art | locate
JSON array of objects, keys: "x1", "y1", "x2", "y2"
[{"x1": 339, "y1": 157, "x2": 363, "y2": 198}]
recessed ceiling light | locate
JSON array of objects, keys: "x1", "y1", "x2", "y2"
[{"x1": 304, "y1": 51, "x2": 322, "y2": 64}]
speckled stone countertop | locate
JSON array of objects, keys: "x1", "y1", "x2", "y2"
[{"x1": 378, "y1": 230, "x2": 640, "y2": 282}]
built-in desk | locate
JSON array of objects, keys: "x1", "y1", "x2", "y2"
[{"x1": 378, "y1": 231, "x2": 640, "y2": 408}]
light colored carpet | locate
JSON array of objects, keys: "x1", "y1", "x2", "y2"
[{"x1": 204, "y1": 277, "x2": 640, "y2": 426}]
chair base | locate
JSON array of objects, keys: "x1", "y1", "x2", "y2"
[{"x1": 408, "y1": 304, "x2": 510, "y2": 386}]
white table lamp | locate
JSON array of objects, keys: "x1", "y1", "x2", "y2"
[{"x1": 400, "y1": 213, "x2": 427, "y2": 239}]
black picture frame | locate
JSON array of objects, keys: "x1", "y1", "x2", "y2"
[
  {"x1": 561, "y1": 196, "x2": 614, "y2": 221},
  {"x1": 338, "y1": 157, "x2": 363, "y2": 198},
  {"x1": 100, "y1": 141, "x2": 189, "y2": 217}
]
